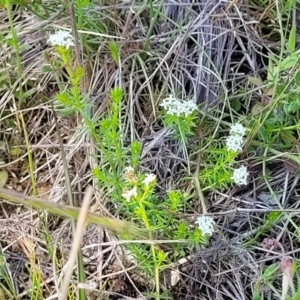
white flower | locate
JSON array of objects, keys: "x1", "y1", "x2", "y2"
[
  {"x1": 142, "y1": 173, "x2": 156, "y2": 187},
  {"x1": 230, "y1": 123, "x2": 247, "y2": 136},
  {"x1": 124, "y1": 166, "x2": 134, "y2": 173},
  {"x1": 47, "y1": 30, "x2": 74, "y2": 49},
  {"x1": 225, "y1": 123, "x2": 247, "y2": 152},
  {"x1": 231, "y1": 165, "x2": 249, "y2": 186},
  {"x1": 160, "y1": 95, "x2": 197, "y2": 116},
  {"x1": 121, "y1": 186, "x2": 137, "y2": 202},
  {"x1": 225, "y1": 134, "x2": 244, "y2": 152},
  {"x1": 195, "y1": 215, "x2": 215, "y2": 236},
  {"x1": 123, "y1": 166, "x2": 137, "y2": 183}
]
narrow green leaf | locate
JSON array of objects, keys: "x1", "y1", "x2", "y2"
[
  {"x1": 248, "y1": 76, "x2": 264, "y2": 88},
  {"x1": 22, "y1": 88, "x2": 37, "y2": 100},
  {"x1": 267, "y1": 56, "x2": 274, "y2": 81},
  {"x1": 292, "y1": 286, "x2": 300, "y2": 300},
  {"x1": 0, "y1": 170, "x2": 8, "y2": 188},
  {"x1": 252, "y1": 293, "x2": 261, "y2": 300},
  {"x1": 288, "y1": 25, "x2": 296, "y2": 52},
  {"x1": 262, "y1": 264, "x2": 277, "y2": 280},
  {"x1": 251, "y1": 103, "x2": 264, "y2": 115},
  {"x1": 231, "y1": 98, "x2": 241, "y2": 112},
  {"x1": 280, "y1": 54, "x2": 298, "y2": 71},
  {"x1": 108, "y1": 41, "x2": 119, "y2": 65},
  {"x1": 295, "y1": 70, "x2": 300, "y2": 86},
  {"x1": 9, "y1": 147, "x2": 22, "y2": 156},
  {"x1": 110, "y1": 86, "x2": 123, "y2": 104},
  {"x1": 71, "y1": 66, "x2": 84, "y2": 86}
]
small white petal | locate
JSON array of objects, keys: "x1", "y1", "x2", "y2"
[
  {"x1": 123, "y1": 166, "x2": 138, "y2": 183},
  {"x1": 171, "y1": 269, "x2": 180, "y2": 286},
  {"x1": 195, "y1": 215, "x2": 215, "y2": 236},
  {"x1": 47, "y1": 30, "x2": 74, "y2": 49},
  {"x1": 225, "y1": 135, "x2": 244, "y2": 152},
  {"x1": 124, "y1": 166, "x2": 134, "y2": 173},
  {"x1": 231, "y1": 165, "x2": 249, "y2": 186},
  {"x1": 160, "y1": 95, "x2": 197, "y2": 116},
  {"x1": 142, "y1": 173, "x2": 156, "y2": 187},
  {"x1": 230, "y1": 123, "x2": 247, "y2": 136},
  {"x1": 121, "y1": 186, "x2": 137, "y2": 202}
]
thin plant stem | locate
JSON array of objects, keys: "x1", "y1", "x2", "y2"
[
  {"x1": 176, "y1": 119, "x2": 191, "y2": 175},
  {"x1": 143, "y1": 0, "x2": 164, "y2": 52},
  {"x1": 5, "y1": 0, "x2": 37, "y2": 196},
  {"x1": 194, "y1": 153, "x2": 207, "y2": 214},
  {"x1": 139, "y1": 202, "x2": 160, "y2": 300},
  {"x1": 137, "y1": 190, "x2": 160, "y2": 299}
]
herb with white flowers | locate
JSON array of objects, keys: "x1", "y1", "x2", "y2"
[
  {"x1": 198, "y1": 122, "x2": 249, "y2": 189},
  {"x1": 160, "y1": 94, "x2": 198, "y2": 117},
  {"x1": 160, "y1": 94, "x2": 198, "y2": 142},
  {"x1": 47, "y1": 30, "x2": 74, "y2": 49},
  {"x1": 160, "y1": 94, "x2": 198, "y2": 174},
  {"x1": 226, "y1": 123, "x2": 247, "y2": 152},
  {"x1": 231, "y1": 165, "x2": 249, "y2": 186},
  {"x1": 195, "y1": 215, "x2": 215, "y2": 236}
]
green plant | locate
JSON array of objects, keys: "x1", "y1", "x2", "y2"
[
  {"x1": 253, "y1": 249, "x2": 299, "y2": 300},
  {"x1": 45, "y1": 27, "x2": 204, "y2": 299},
  {"x1": 2, "y1": 0, "x2": 300, "y2": 298},
  {"x1": 3, "y1": 0, "x2": 37, "y2": 195},
  {"x1": 0, "y1": 248, "x2": 16, "y2": 299},
  {"x1": 237, "y1": 6, "x2": 300, "y2": 299},
  {"x1": 90, "y1": 96, "x2": 210, "y2": 298}
]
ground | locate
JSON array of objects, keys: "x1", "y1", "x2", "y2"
[{"x1": 0, "y1": 1, "x2": 300, "y2": 300}]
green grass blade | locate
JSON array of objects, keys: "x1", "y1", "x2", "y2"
[{"x1": 0, "y1": 187, "x2": 145, "y2": 238}]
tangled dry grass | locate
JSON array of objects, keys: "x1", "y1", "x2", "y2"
[{"x1": 0, "y1": 1, "x2": 299, "y2": 299}]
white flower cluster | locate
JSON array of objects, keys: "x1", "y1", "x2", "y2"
[
  {"x1": 142, "y1": 173, "x2": 156, "y2": 187},
  {"x1": 226, "y1": 123, "x2": 247, "y2": 152},
  {"x1": 160, "y1": 95, "x2": 197, "y2": 116},
  {"x1": 123, "y1": 166, "x2": 138, "y2": 183},
  {"x1": 195, "y1": 215, "x2": 215, "y2": 236},
  {"x1": 230, "y1": 123, "x2": 247, "y2": 136},
  {"x1": 121, "y1": 169, "x2": 156, "y2": 202},
  {"x1": 47, "y1": 30, "x2": 74, "y2": 49},
  {"x1": 231, "y1": 165, "x2": 249, "y2": 186},
  {"x1": 124, "y1": 166, "x2": 134, "y2": 173},
  {"x1": 121, "y1": 186, "x2": 137, "y2": 202},
  {"x1": 225, "y1": 135, "x2": 244, "y2": 152}
]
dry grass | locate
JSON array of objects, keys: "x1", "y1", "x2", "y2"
[{"x1": 0, "y1": 1, "x2": 299, "y2": 299}]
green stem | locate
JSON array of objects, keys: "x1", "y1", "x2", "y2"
[
  {"x1": 262, "y1": 146, "x2": 298, "y2": 231},
  {"x1": 87, "y1": 120, "x2": 120, "y2": 185},
  {"x1": 138, "y1": 192, "x2": 160, "y2": 299},
  {"x1": 5, "y1": 1, "x2": 22, "y2": 105},
  {"x1": 5, "y1": 0, "x2": 37, "y2": 195},
  {"x1": 176, "y1": 119, "x2": 190, "y2": 175},
  {"x1": 21, "y1": 116, "x2": 37, "y2": 196},
  {"x1": 143, "y1": 0, "x2": 164, "y2": 52}
]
